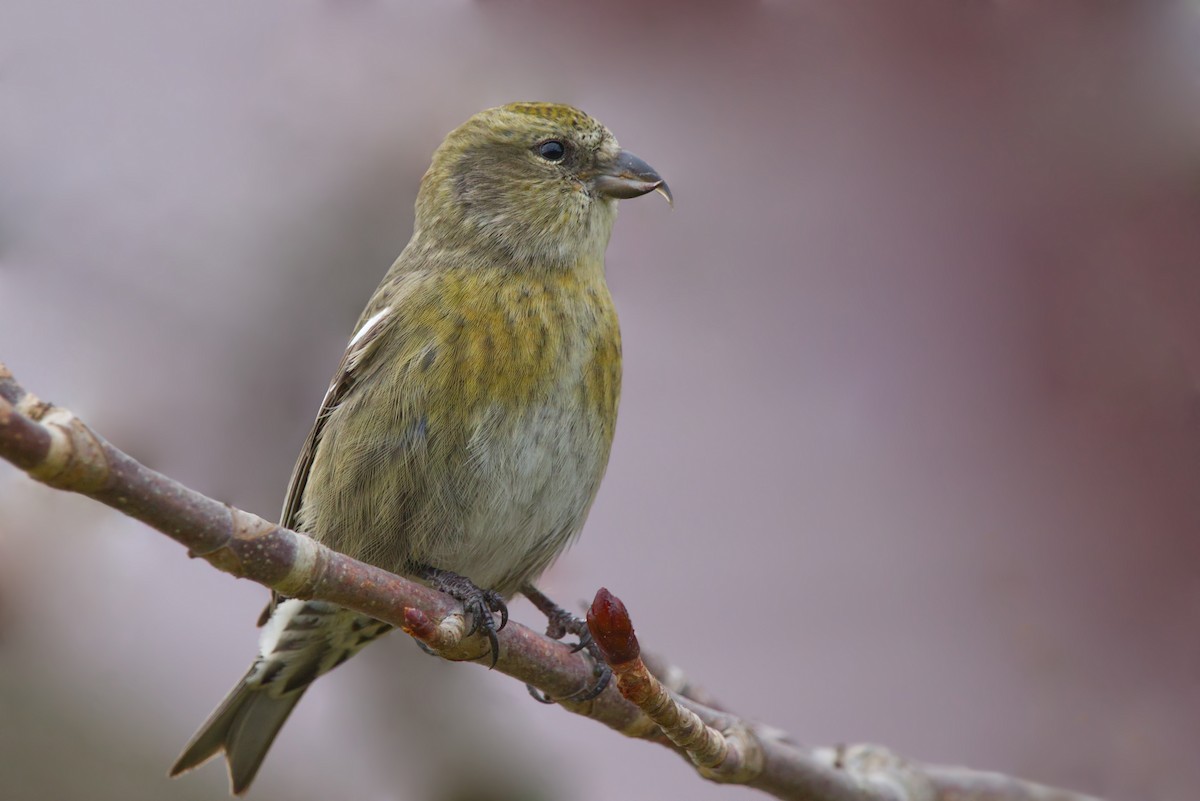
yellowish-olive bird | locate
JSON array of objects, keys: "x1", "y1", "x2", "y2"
[{"x1": 170, "y1": 103, "x2": 670, "y2": 794}]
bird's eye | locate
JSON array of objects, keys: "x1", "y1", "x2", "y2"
[{"x1": 537, "y1": 140, "x2": 566, "y2": 162}]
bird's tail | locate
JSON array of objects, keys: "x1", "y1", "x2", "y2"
[
  {"x1": 170, "y1": 675, "x2": 307, "y2": 794},
  {"x1": 170, "y1": 599, "x2": 393, "y2": 794}
]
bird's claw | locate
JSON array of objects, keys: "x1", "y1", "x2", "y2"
[
  {"x1": 524, "y1": 646, "x2": 612, "y2": 703},
  {"x1": 462, "y1": 593, "x2": 502, "y2": 667},
  {"x1": 521, "y1": 584, "x2": 612, "y2": 701},
  {"x1": 416, "y1": 565, "x2": 507, "y2": 667},
  {"x1": 541, "y1": 600, "x2": 592, "y2": 654},
  {"x1": 567, "y1": 627, "x2": 592, "y2": 654},
  {"x1": 526, "y1": 684, "x2": 556, "y2": 704},
  {"x1": 571, "y1": 652, "x2": 612, "y2": 701}
]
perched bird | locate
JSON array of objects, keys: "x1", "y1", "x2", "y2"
[{"x1": 170, "y1": 102, "x2": 670, "y2": 794}]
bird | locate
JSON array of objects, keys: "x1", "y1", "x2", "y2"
[{"x1": 169, "y1": 102, "x2": 670, "y2": 794}]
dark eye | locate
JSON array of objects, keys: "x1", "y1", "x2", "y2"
[{"x1": 537, "y1": 140, "x2": 566, "y2": 162}]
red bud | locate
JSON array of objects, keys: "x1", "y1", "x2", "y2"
[{"x1": 587, "y1": 587, "x2": 640, "y2": 664}]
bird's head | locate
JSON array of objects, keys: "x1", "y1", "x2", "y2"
[{"x1": 414, "y1": 102, "x2": 670, "y2": 269}]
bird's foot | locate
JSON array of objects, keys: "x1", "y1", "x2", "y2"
[
  {"x1": 415, "y1": 565, "x2": 507, "y2": 667},
  {"x1": 521, "y1": 584, "x2": 612, "y2": 703}
]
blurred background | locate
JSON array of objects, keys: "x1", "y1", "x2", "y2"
[{"x1": 2, "y1": 2, "x2": 1199, "y2": 800}]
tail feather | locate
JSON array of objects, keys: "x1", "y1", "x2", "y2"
[
  {"x1": 170, "y1": 675, "x2": 307, "y2": 794},
  {"x1": 171, "y1": 600, "x2": 392, "y2": 793}
]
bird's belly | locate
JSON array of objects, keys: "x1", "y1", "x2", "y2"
[{"x1": 426, "y1": 399, "x2": 608, "y2": 595}]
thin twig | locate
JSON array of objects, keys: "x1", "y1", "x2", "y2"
[{"x1": 586, "y1": 588, "x2": 1104, "y2": 801}]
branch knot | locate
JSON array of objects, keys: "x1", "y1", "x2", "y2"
[{"x1": 20, "y1": 401, "x2": 109, "y2": 492}]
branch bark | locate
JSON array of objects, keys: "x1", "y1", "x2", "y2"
[{"x1": 0, "y1": 362, "x2": 1103, "y2": 801}]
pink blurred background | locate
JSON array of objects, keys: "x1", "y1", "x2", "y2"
[{"x1": 2, "y1": 3, "x2": 1198, "y2": 800}]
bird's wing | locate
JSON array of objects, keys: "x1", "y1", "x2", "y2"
[
  {"x1": 280, "y1": 304, "x2": 395, "y2": 530},
  {"x1": 258, "y1": 303, "x2": 396, "y2": 625}
]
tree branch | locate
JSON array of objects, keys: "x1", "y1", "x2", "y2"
[{"x1": 0, "y1": 362, "x2": 1104, "y2": 801}]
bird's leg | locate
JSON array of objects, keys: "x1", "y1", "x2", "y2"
[
  {"x1": 414, "y1": 564, "x2": 507, "y2": 667},
  {"x1": 523, "y1": 584, "x2": 591, "y2": 650},
  {"x1": 520, "y1": 583, "x2": 612, "y2": 703}
]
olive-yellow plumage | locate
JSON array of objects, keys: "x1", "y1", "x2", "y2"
[
  {"x1": 304, "y1": 263, "x2": 621, "y2": 589},
  {"x1": 170, "y1": 102, "x2": 668, "y2": 794}
]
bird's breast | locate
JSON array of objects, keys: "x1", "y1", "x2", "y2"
[
  {"x1": 428, "y1": 267, "x2": 621, "y2": 424},
  {"x1": 411, "y1": 266, "x2": 621, "y2": 590}
]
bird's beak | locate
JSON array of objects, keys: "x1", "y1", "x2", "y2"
[{"x1": 591, "y1": 150, "x2": 673, "y2": 206}]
